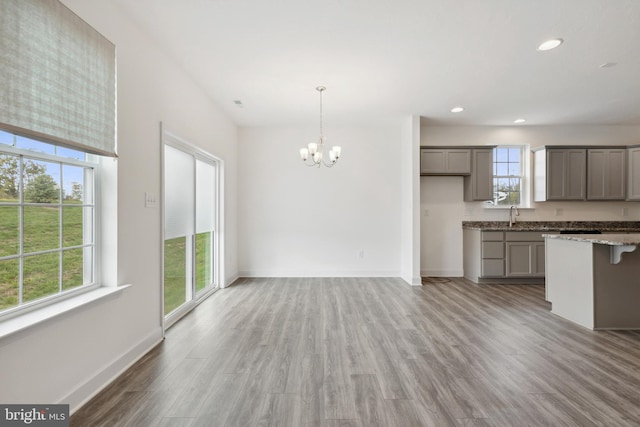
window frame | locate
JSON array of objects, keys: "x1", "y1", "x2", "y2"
[
  {"x1": 0, "y1": 137, "x2": 100, "y2": 320},
  {"x1": 486, "y1": 144, "x2": 531, "y2": 209}
]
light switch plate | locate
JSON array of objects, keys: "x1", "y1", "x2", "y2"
[{"x1": 145, "y1": 192, "x2": 158, "y2": 208}]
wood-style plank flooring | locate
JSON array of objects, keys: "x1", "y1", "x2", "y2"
[{"x1": 71, "y1": 277, "x2": 640, "y2": 426}]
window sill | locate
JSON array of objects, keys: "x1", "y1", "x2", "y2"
[{"x1": 0, "y1": 285, "x2": 131, "y2": 340}]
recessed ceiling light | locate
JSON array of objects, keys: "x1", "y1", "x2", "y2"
[
  {"x1": 451, "y1": 106, "x2": 464, "y2": 113},
  {"x1": 514, "y1": 118, "x2": 526, "y2": 124},
  {"x1": 537, "y1": 38, "x2": 563, "y2": 51},
  {"x1": 599, "y1": 62, "x2": 617, "y2": 68},
  {"x1": 233, "y1": 100, "x2": 243, "y2": 108}
]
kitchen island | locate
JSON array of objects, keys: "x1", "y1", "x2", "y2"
[{"x1": 545, "y1": 233, "x2": 640, "y2": 330}]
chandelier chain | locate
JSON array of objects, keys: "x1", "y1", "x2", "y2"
[{"x1": 319, "y1": 86, "x2": 323, "y2": 140}]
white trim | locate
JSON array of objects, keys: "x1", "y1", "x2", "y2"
[
  {"x1": 0, "y1": 285, "x2": 130, "y2": 340},
  {"x1": 402, "y1": 274, "x2": 423, "y2": 286},
  {"x1": 160, "y1": 123, "x2": 223, "y2": 331},
  {"x1": 421, "y1": 269, "x2": 463, "y2": 277},
  {"x1": 64, "y1": 327, "x2": 163, "y2": 415},
  {"x1": 486, "y1": 144, "x2": 531, "y2": 208},
  {"x1": 238, "y1": 270, "x2": 402, "y2": 278},
  {"x1": 223, "y1": 273, "x2": 240, "y2": 288}
]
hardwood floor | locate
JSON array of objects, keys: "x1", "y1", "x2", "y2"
[{"x1": 71, "y1": 277, "x2": 640, "y2": 426}]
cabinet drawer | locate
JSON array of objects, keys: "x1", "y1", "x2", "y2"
[
  {"x1": 482, "y1": 241, "x2": 504, "y2": 258},
  {"x1": 505, "y1": 231, "x2": 544, "y2": 241},
  {"x1": 482, "y1": 259, "x2": 504, "y2": 277},
  {"x1": 482, "y1": 231, "x2": 504, "y2": 241}
]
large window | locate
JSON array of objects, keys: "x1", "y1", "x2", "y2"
[
  {"x1": 491, "y1": 146, "x2": 524, "y2": 206},
  {"x1": 0, "y1": 130, "x2": 97, "y2": 315}
]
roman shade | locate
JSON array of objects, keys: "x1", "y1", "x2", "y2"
[{"x1": 0, "y1": 0, "x2": 117, "y2": 157}]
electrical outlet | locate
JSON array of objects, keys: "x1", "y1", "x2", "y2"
[
  {"x1": 621, "y1": 207, "x2": 628, "y2": 217},
  {"x1": 358, "y1": 250, "x2": 365, "y2": 259},
  {"x1": 554, "y1": 208, "x2": 563, "y2": 217}
]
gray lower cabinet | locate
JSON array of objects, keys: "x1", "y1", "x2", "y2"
[
  {"x1": 463, "y1": 229, "x2": 549, "y2": 282},
  {"x1": 505, "y1": 232, "x2": 546, "y2": 278},
  {"x1": 505, "y1": 241, "x2": 545, "y2": 277},
  {"x1": 482, "y1": 240, "x2": 504, "y2": 277}
]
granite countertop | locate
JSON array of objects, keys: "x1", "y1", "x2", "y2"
[
  {"x1": 544, "y1": 233, "x2": 640, "y2": 246},
  {"x1": 462, "y1": 221, "x2": 640, "y2": 232}
]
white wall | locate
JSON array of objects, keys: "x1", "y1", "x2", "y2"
[
  {"x1": 238, "y1": 125, "x2": 402, "y2": 277},
  {"x1": 420, "y1": 125, "x2": 640, "y2": 276},
  {"x1": 400, "y1": 116, "x2": 422, "y2": 285},
  {"x1": 0, "y1": 0, "x2": 238, "y2": 411}
]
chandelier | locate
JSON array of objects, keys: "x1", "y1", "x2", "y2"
[{"x1": 299, "y1": 86, "x2": 341, "y2": 167}]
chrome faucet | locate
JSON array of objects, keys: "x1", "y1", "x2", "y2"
[{"x1": 509, "y1": 205, "x2": 520, "y2": 228}]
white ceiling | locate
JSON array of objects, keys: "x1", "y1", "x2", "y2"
[{"x1": 113, "y1": 0, "x2": 640, "y2": 128}]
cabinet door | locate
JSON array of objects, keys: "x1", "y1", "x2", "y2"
[
  {"x1": 482, "y1": 259, "x2": 504, "y2": 277},
  {"x1": 547, "y1": 149, "x2": 586, "y2": 200},
  {"x1": 628, "y1": 147, "x2": 640, "y2": 201},
  {"x1": 533, "y1": 242, "x2": 546, "y2": 277},
  {"x1": 505, "y1": 242, "x2": 534, "y2": 276},
  {"x1": 420, "y1": 149, "x2": 471, "y2": 175},
  {"x1": 588, "y1": 149, "x2": 626, "y2": 200},
  {"x1": 446, "y1": 150, "x2": 471, "y2": 174},
  {"x1": 464, "y1": 148, "x2": 493, "y2": 201},
  {"x1": 420, "y1": 149, "x2": 446, "y2": 174}
]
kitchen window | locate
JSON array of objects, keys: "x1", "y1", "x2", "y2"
[
  {"x1": 489, "y1": 145, "x2": 529, "y2": 207},
  {"x1": 0, "y1": 130, "x2": 98, "y2": 316}
]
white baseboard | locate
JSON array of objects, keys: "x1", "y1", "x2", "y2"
[
  {"x1": 421, "y1": 269, "x2": 463, "y2": 277},
  {"x1": 401, "y1": 275, "x2": 423, "y2": 286},
  {"x1": 63, "y1": 327, "x2": 163, "y2": 415},
  {"x1": 223, "y1": 272, "x2": 240, "y2": 288},
  {"x1": 238, "y1": 270, "x2": 401, "y2": 278}
]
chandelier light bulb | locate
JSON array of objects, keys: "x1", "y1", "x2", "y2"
[
  {"x1": 300, "y1": 148, "x2": 309, "y2": 161},
  {"x1": 332, "y1": 146, "x2": 341, "y2": 157},
  {"x1": 308, "y1": 142, "x2": 317, "y2": 155}
]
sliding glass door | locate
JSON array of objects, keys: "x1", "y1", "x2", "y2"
[{"x1": 163, "y1": 136, "x2": 218, "y2": 324}]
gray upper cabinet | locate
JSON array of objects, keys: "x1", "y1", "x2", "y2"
[
  {"x1": 627, "y1": 146, "x2": 640, "y2": 201},
  {"x1": 464, "y1": 148, "x2": 494, "y2": 201},
  {"x1": 420, "y1": 148, "x2": 471, "y2": 175},
  {"x1": 587, "y1": 148, "x2": 626, "y2": 200},
  {"x1": 534, "y1": 148, "x2": 586, "y2": 201}
]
